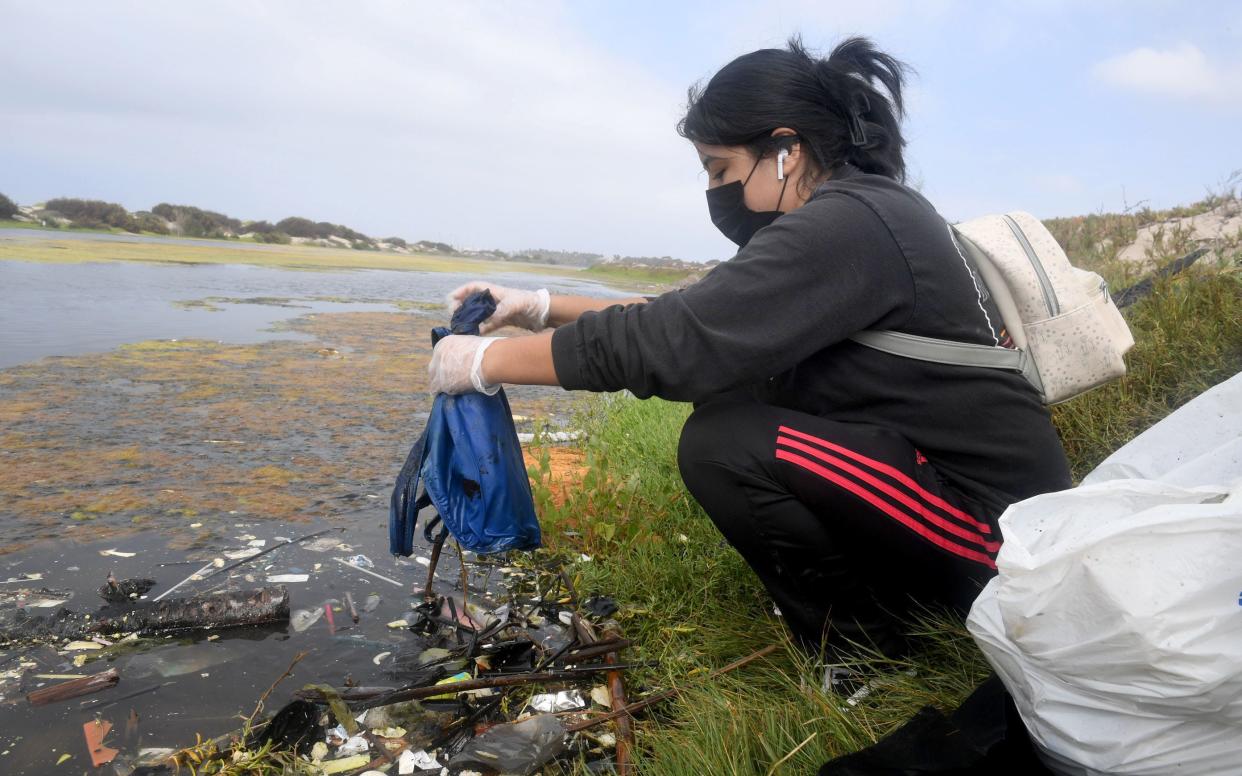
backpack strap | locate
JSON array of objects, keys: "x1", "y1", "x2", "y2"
[{"x1": 848, "y1": 330, "x2": 1045, "y2": 395}]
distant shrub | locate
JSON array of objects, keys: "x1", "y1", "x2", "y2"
[
  {"x1": 382, "y1": 236, "x2": 408, "y2": 248},
  {"x1": 276, "y1": 216, "x2": 371, "y2": 244},
  {"x1": 131, "y1": 212, "x2": 170, "y2": 235},
  {"x1": 0, "y1": 192, "x2": 17, "y2": 219},
  {"x1": 253, "y1": 231, "x2": 291, "y2": 244},
  {"x1": 243, "y1": 220, "x2": 277, "y2": 234},
  {"x1": 153, "y1": 203, "x2": 241, "y2": 238},
  {"x1": 44, "y1": 197, "x2": 136, "y2": 230}
]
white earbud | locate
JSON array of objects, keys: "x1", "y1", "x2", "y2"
[{"x1": 776, "y1": 149, "x2": 790, "y2": 181}]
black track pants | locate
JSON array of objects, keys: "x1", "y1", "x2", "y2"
[{"x1": 677, "y1": 398, "x2": 1002, "y2": 658}]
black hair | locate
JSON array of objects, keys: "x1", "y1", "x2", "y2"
[{"x1": 678, "y1": 36, "x2": 911, "y2": 185}]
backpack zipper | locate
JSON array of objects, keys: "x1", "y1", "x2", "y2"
[{"x1": 1002, "y1": 214, "x2": 1059, "y2": 316}]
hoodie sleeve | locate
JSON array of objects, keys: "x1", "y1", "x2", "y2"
[{"x1": 550, "y1": 192, "x2": 916, "y2": 401}]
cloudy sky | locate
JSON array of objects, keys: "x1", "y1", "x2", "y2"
[{"x1": 2, "y1": 1, "x2": 1240, "y2": 262}]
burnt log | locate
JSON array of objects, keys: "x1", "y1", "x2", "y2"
[{"x1": 0, "y1": 587, "x2": 290, "y2": 646}]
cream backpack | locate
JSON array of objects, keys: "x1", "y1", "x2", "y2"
[{"x1": 851, "y1": 212, "x2": 1135, "y2": 404}]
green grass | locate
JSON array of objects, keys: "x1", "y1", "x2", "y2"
[
  {"x1": 582, "y1": 263, "x2": 698, "y2": 287},
  {"x1": 528, "y1": 261, "x2": 1241, "y2": 773}
]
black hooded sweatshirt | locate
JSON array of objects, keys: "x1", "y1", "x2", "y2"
[{"x1": 551, "y1": 165, "x2": 1072, "y2": 511}]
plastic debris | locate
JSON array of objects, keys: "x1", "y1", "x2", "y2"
[
  {"x1": 1, "y1": 572, "x2": 43, "y2": 583},
  {"x1": 373, "y1": 725, "x2": 406, "y2": 739},
  {"x1": 266, "y1": 574, "x2": 309, "y2": 583},
  {"x1": 387, "y1": 619, "x2": 409, "y2": 629},
  {"x1": 373, "y1": 651, "x2": 391, "y2": 666},
  {"x1": 99, "y1": 549, "x2": 136, "y2": 558},
  {"x1": 291, "y1": 608, "x2": 323, "y2": 632},
  {"x1": 345, "y1": 554, "x2": 374, "y2": 569},
  {"x1": 224, "y1": 548, "x2": 261, "y2": 560},
  {"x1": 583, "y1": 595, "x2": 619, "y2": 619},
  {"x1": 336, "y1": 735, "x2": 370, "y2": 756},
  {"x1": 429, "y1": 671, "x2": 472, "y2": 700},
  {"x1": 529, "y1": 689, "x2": 588, "y2": 712},
  {"x1": 55, "y1": 753, "x2": 71, "y2": 765},
  {"x1": 83, "y1": 719, "x2": 119, "y2": 767},
  {"x1": 399, "y1": 749, "x2": 441, "y2": 773},
  {"x1": 363, "y1": 593, "x2": 381, "y2": 612},
  {"x1": 449, "y1": 714, "x2": 567, "y2": 775}
]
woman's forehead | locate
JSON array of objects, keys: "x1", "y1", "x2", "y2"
[{"x1": 693, "y1": 141, "x2": 745, "y2": 167}]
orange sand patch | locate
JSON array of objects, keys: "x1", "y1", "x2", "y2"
[{"x1": 523, "y1": 446, "x2": 587, "y2": 508}]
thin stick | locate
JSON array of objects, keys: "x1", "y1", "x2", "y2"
[
  {"x1": 332, "y1": 558, "x2": 403, "y2": 588},
  {"x1": 566, "y1": 644, "x2": 777, "y2": 733},
  {"x1": 456, "y1": 539, "x2": 470, "y2": 613},
  {"x1": 248, "y1": 650, "x2": 308, "y2": 725},
  {"x1": 764, "y1": 732, "x2": 817, "y2": 776},
  {"x1": 151, "y1": 562, "x2": 215, "y2": 603},
  {"x1": 298, "y1": 663, "x2": 638, "y2": 708},
  {"x1": 422, "y1": 530, "x2": 447, "y2": 599}
]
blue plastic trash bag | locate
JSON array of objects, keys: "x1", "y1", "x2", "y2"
[{"x1": 389, "y1": 290, "x2": 542, "y2": 556}]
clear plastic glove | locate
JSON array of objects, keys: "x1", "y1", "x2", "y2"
[
  {"x1": 446, "y1": 281, "x2": 550, "y2": 334},
  {"x1": 428, "y1": 334, "x2": 502, "y2": 395}
]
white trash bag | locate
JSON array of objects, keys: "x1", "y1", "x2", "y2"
[{"x1": 967, "y1": 372, "x2": 1242, "y2": 775}]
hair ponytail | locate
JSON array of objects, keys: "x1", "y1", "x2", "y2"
[{"x1": 678, "y1": 35, "x2": 911, "y2": 184}]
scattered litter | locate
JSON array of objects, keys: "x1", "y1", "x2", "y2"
[
  {"x1": 291, "y1": 608, "x2": 323, "y2": 633},
  {"x1": 266, "y1": 574, "x2": 309, "y2": 583},
  {"x1": 223, "y1": 548, "x2": 261, "y2": 560},
  {"x1": 387, "y1": 620, "x2": 409, "y2": 629},
  {"x1": 55, "y1": 752, "x2": 71, "y2": 765},
  {"x1": 529, "y1": 689, "x2": 587, "y2": 712},
  {"x1": 415, "y1": 556, "x2": 431, "y2": 567},
  {"x1": 99, "y1": 549, "x2": 136, "y2": 558},
  {"x1": 345, "y1": 554, "x2": 374, "y2": 569},
  {"x1": 247, "y1": 539, "x2": 267, "y2": 548},
  {"x1": 63, "y1": 641, "x2": 104, "y2": 651},
  {"x1": 373, "y1": 651, "x2": 391, "y2": 666},
  {"x1": 363, "y1": 594, "x2": 381, "y2": 612},
  {"x1": 373, "y1": 726, "x2": 406, "y2": 739},
  {"x1": 83, "y1": 719, "x2": 119, "y2": 767}
]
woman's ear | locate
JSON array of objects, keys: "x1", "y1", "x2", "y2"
[{"x1": 770, "y1": 127, "x2": 801, "y2": 180}]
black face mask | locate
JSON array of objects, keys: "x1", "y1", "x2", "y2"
[{"x1": 705, "y1": 154, "x2": 790, "y2": 247}]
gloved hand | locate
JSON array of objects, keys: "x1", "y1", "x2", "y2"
[
  {"x1": 446, "y1": 281, "x2": 550, "y2": 334},
  {"x1": 428, "y1": 334, "x2": 502, "y2": 395}
]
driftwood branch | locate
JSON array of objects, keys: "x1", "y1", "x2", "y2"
[{"x1": 27, "y1": 668, "x2": 120, "y2": 706}]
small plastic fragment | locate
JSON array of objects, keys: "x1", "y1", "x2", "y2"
[
  {"x1": 291, "y1": 608, "x2": 323, "y2": 633},
  {"x1": 346, "y1": 554, "x2": 375, "y2": 569},
  {"x1": 55, "y1": 753, "x2": 71, "y2": 765},
  {"x1": 267, "y1": 574, "x2": 309, "y2": 583},
  {"x1": 529, "y1": 689, "x2": 587, "y2": 712}
]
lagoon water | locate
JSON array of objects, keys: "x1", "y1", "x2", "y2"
[{"x1": 0, "y1": 254, "x2": 627, "y2": 368}]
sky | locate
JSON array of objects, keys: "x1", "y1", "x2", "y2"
[{"x1": 2, "y1": 1, "x2": 1240, "y2": 262}]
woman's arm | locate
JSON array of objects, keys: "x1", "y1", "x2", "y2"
[
  {"x1": 547, "y1": 294, "x2": 647, "y2": 327},
  {"x1": 480, "y1": 331, "x2": 559, "y2": 386}
]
